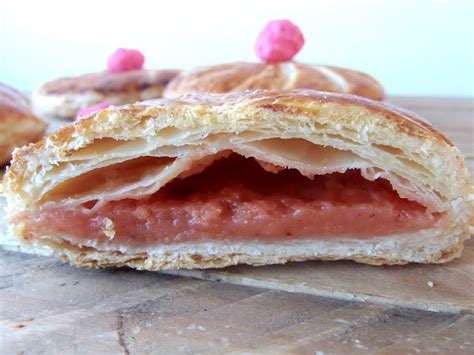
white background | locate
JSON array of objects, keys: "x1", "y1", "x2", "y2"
[{"x1": 1, "y1": 0, "x2": 473, "y2": 96}]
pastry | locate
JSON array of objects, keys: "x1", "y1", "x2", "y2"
[
  {"x1": 3, "y1": 89, "x2": 472, "y2": 270},
  {"x1": 163, "y1": 62, "x2": 384, "y2": 100},
  {"x1": 0, "y1": 83, "x2": 46, "y2": 165},
  {"x1": 32, "y1": 69, "x2": 180, "y2": 119}
]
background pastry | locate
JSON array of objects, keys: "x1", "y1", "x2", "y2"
[
  {"x1": 33, "y1": 69, "x2": 180, "y2": 120},
  {"x1": 0, "y1": 83, "x2": 46, "y2": 165},
  {"x1": 32, "y1": 48, "x2": 179, "y2": 120},
  {"x1": 164, "y1": 62, "x2": 384, "y2": 100},
  {"x1": 3, "y1": 89, "x2": 472, "y2": 270}
]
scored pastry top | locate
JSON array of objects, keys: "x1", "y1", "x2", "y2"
[
  {"x1": 36, "y1": 69, "x2": 180, "y2": 95},
  {"x1": 163, "y1": 62, "x2": 384, "y2": 100}
]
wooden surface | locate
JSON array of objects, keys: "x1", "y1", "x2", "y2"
[
  {"x1": 167, "y1": 238, "x2": 474, "y2": 314},
  {"x1": 1, "y1": 96, "x2": 473, "y2": 354},
  {"x1": 1, "y1": 249, "x2": 473, "y2": 354}
]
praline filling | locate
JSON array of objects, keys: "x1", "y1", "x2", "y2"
[{"x1": 19, "y1": 154, "x2": 439, "y2": 247}]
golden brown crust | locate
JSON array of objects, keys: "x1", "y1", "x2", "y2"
[
  {"x1": 252, "y1": 90, "x2": 454, "y2": 146},
  {"x1": 163, "y1": 62, "x2": 384, "y2": 100},
  {"x1": 0, "y1": 83, "x2": 46, "y2": 164}
]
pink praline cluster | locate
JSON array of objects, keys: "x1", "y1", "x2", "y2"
[
  {"x1": 255, "y1": 19, "x2": 305, "y2": 63},
  {"x1": 107, "y1": 48, "x2": 145, "y2": 73}
]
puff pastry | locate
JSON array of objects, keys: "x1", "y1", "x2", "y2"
[
  {"x1": 0, "y1": 83, "x2": 46, "y2": 165},
  {"x1": 3, "y1": 89, "x2": 473, "y2": 270},
  {"x1": 164, "y1": 62, "x2": 384, "y2": 100},
  {"x1": 33, "y1": 69, "x2": 180, "y2": 119}
]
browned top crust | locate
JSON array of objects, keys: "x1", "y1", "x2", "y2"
[
  {"x1": 38, "y1": 69, "x2": 180, "y2": 96},
  {"x1": 149, "y1": 89, "x2": 451, "y2": 146},
  {"x1": 8, "y1": 89, "x2": 454, "y2": 161},
  {"x1": 163, "y1": 62, "x2": 384, "y2": 100},
  {"x1": 4, "y1": 88, "x2": 470, "y2": 209}
]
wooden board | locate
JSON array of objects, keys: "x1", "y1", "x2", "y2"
[
  {"x1": 167, "y1": 238, "x2": 474, "y2": 313},
  {"x1": 1, "y1": 96, "x2": 473, "y2": 353},
  {"x1": 1, "y1": 249, "x2": 473, "y2": 354}
]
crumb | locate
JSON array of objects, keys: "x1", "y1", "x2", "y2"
[
  {"x1": 13, "y1": 317, "x2": 34, "y2": 329},
  {"x1": 132, "y1": 326, "x2": 141, "y2": 335},
  {"x1": 187, "y1": 324, "x2": 206, "y2": 331},
  {"x1": 427, "y1": 281, "x2": 435, "y2": 288},
  {"x1": 102, "y1": 217, "x2": 116, "y2": 240}
]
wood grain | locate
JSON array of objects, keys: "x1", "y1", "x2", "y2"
[
  {"x1": 1, "y1": 249, "x2": 472, "y2": 354},
  {"x1": 166, "y1": 238, "x2": 474, "y2": 314},
  {"x1": 1, "y1": 96, "x2": 473, "y2": 353}
]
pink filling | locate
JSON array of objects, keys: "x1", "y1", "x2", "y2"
[
  {"x1": 76, "y1": 101, "x2": 111, "y2": 118},
  {"x1": 18, "y1": 154, "x2": 439, "y2": 247}
]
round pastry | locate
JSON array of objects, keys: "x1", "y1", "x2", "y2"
[
  {"x1": 0, "y1": 83, "x2": 46, "y2": 165},
  {"x1": 163, "y1": 62, "x2": 384, "y2": 100},
  {"x1": 32, "y1": 69, "x2": 180, "y2": 119}
]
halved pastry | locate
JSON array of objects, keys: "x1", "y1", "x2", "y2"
[{"x1": 3, "y1": 89, "x2": 473, "y2": 269}]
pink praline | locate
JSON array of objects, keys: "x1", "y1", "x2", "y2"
[
  {"x1": 76, "y1": 101, "x2": 112, "y2": 118},
  {"x1": 107, "y1": 48, "x2": 145, "y2": 73},
  {"x1": 255, "y1": 19, "x2": 305, "y2": 63}
]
